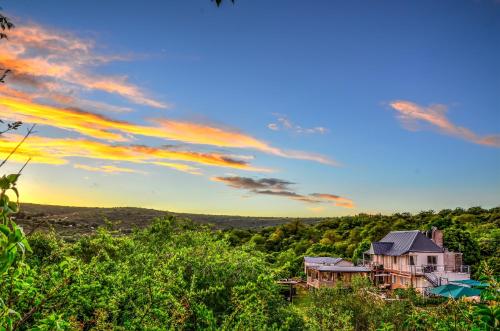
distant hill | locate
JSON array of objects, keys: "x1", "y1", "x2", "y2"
[{"x1": 15, "y1": 203, "x2": 323, "y2": 237}]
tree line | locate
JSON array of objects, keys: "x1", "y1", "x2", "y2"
[{"x1": 225, "y1": 207, "x2": 499, "y2": 279}]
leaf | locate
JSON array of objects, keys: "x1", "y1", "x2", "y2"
[
  {"x1": 8, "y1": 201, "x2": 18, "y2": 213},
  {"x1": 6, "y1": 174, "x2": 20, "y2": 184},
  {"x1": 21, "y1": 237, "x2": 32, "y2": 253},
  {"x1": 10, "y1": 187, "x2": 18, "y2": 200},
  {"x1": 0, "y1": 176, "x2": 10, "y2": 189}
]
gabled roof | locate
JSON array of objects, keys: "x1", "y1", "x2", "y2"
[
  {"x1": 367, "y1": 230, "x2": 443, "y2": 256},
  {"x1": 369, "y1": 242, "x2": 393, "y2": 255},
  {"x1": 304, "y1": 257, "x2": 343, "y2": 265}
]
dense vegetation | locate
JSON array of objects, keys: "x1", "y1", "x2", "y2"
[
  {"x1": 0, "y1": 214, "x2": 497, "y2": 330},
  {"x1": 225, "y1": 208, "x2": 500, "y2": 278},
  {"x1": 3, "y1": 218, "x2": 304, "y2": 330}
]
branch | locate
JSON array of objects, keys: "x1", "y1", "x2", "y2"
[
  {"x1": 0, "y1": 68, "x2": 11, "y2": 83},
  {"x1": 17, "y1": 157, "x2": 31, "y2": 176},
  {"x1": 0, "y1": 124, "x2": 36, "y2": 169},
  {"x1": 13, "y1": 276, "x2": 71, "y2": 330},
  {"x1": 0, "y1": 120, "x2": 22, "y2": 135}
]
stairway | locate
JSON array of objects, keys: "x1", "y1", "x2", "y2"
[{"x1": 424, "y1": 272, "x2": 441, "y2": 287}]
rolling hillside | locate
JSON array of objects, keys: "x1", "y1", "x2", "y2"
[{"x1": 15, "y1": 203, "x2": 323, "y2": 237}]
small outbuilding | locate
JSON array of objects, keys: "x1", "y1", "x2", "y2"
[{"x1": 304, "y1": 256, "x2": 370, "y2": 289}]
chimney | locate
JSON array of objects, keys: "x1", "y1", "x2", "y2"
[{"x1": 431, "y1": 227, "x2": 443, "y2": 247}]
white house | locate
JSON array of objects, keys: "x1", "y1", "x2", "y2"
[{"x1": 363, "y1": 228, "x2": 470, "y2": 291}]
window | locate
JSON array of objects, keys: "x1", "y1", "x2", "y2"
[
  {"x1": 393, "y1": 256, "x2": 397, "y2": 264},
  {"x1": 427, "y1": 256, "x2": 437, "y2": 265},
  {"x1": 427, "y1": 256, "x2": 437, "y2": 272},
  {"x1": 409, "y1": 256, "x2": 415, "y2": 266}
]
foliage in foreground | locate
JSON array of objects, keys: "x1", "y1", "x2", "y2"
[
  {"x1": 0, "y1": 216, "x2": 497, "y2": 330},
  {"x1": 302, "y1": 275, "x2": 499, "y2": 331},
  {"x1": 2, "y1": 217, "x2": 304, "y2": 330}
]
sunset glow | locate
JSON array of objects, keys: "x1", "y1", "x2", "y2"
[{"x1": 1, "y1": 1, "x2": 498, "y2": 216}]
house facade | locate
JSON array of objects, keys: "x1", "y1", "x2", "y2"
[
  {"x1": 363, "y1": 228, "x2": 470, "y2": 291},
  {"x1": 304, "y1": 257, "x2": 370, "y2": 289}
]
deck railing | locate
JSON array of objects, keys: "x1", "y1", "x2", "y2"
[
  {"x1": 409, "y1": 265, "x2": 470, "y2": 275},
  {"x1": 358, "y1": 261, "x2": 470, "y2": 275}
]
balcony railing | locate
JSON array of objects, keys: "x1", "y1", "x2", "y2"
[
  {"x1": 409, "y1": 265, "x2": 470, "y2": 275},
  {"x1": 358, "y1": 261, "x2": 470, "y2": 275}
]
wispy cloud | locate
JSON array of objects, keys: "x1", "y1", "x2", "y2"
[
  {"x1": 74, "y1": 163, "x2": 145, "y2": 174},
  {"x1": 268, "y1": 114, "x2": 328, "y2": 135},
  {"x1": 211, "y1": 176, "x2": 354, "y2": 209},
  {"x1": 153, "y1": 119, "x2": 337, "y2": 165},
  {"x1": 151, "y1": 161, "x2": 202, "y2": 175},
  {"x1": 390, "y1": 100, "x2": 500, "y2": 148},
  {"x1": 0, "y1": 97, "x2": 132, "y2": 141},
  {"x1": 211, "y1": 176, "x2": 294, "y2": 190},
  {"x1": 0, "y1": 134, "x2": 269, "y2": 174},
  {"x1": 309, "y1": 193, "x2": 355, "y2": 209},
  {"x1": 0, "y1": 24, "x2": 168, "y2": 109},
  {"x1": 0, "y1": 97, "x2": 339, "y2": 165}
]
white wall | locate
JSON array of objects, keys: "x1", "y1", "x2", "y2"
[
  {"x1": 372, "y1": 252, "x2": 451, "y2": 273},
  {"x1": 411, "y1": 252, "x2": 444, "y2": 267}
]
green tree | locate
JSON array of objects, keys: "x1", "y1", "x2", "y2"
[
  {"x1": 443, "y1": 227, "x2": 480, "y2": 267},
  {"x1": 352, "y1": 239, "x2": 370, "y2": 264}
]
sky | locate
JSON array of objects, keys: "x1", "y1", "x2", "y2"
[{"x1": 0, "y1": 0, "x2": 499, "y2": 217}]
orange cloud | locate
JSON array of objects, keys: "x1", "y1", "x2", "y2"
[
  {"x1": 74, "y1": 74, "x2": 168, "y2": 109},
  {"x1": 0, "y1": 134, "x2": 269, "y2": 174},
  {"x1": 0, "y1": 24, "x2": 167, "y2": 109},
  {"x1": 390, "y1": 100, "x2": 500, "y2": 148},
  {"x1": 155, "y1": 119, "x2": 338, "y2": 166},
  {"x1": 0, "y1": 97, "x2": 130, "y2": 141},
  {"x1": 154, "y1": 119, "x2": 277, "y2": 152},
  {"x1": 0, "y1": 97, "x2": 337, "y2": 165},
  {"x1": 0, "y1": 137, "x2": 67, "y2": 165},
  {"x1": 130, "y1": 145, "x2": 269, "y2": 171},
  {"x1": 310, "y1": 193, "x2": 355, "y2": 209},
  {"x1": 212, "y1": 176, "x2": 354, "y2": 209}
]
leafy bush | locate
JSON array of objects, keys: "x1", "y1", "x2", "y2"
[{"x1": 4, "y1": 217, "x2": 304, "y2": 330}]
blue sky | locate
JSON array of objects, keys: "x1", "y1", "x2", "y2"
[{"x1": 1, "y1": 0, "x2": 499, "y2": 216}]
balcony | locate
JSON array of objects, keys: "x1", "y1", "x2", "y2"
[
  {"x1": 358, "y1": 261, "x2": 470, "y2": 275},
  {"x1": 409, "y1": 265, "x2": 470, "y2": 275}
]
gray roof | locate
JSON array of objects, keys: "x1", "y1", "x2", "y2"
[
  {"x1": 370, "y1": 242, "x2": 393, "y2": 255},
  {"x1": 316, "y1": 266, "x2": 370, "y2": 272},
  {"x1": 304, "y1": 257, "x2": 343, "y2": 265},
  {"x1": 367, "y1": 230, "x2": 443, "y2": 256}
]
